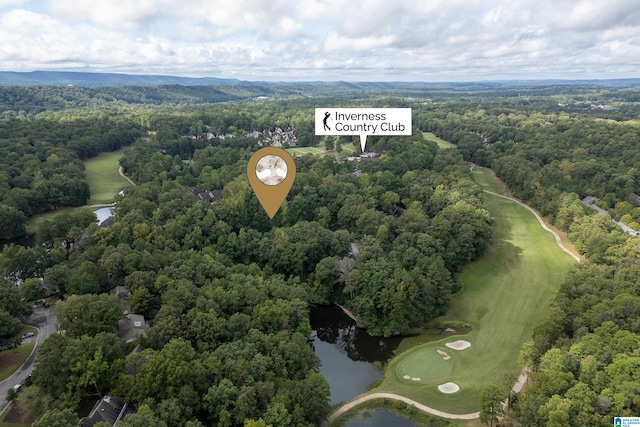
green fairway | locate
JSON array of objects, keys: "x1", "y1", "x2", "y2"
[
  {"x1": 422, "y1": 131, "x2": 455, "y2": 149},
  {"x1": 84, "y1": 147, "x2": 133, "y2": 204},
  {"x1": 286, "y1": 146, "x2": 326, "y2": 156},
  {"x1": 375, "y1": 166, "x2": 576, "y2": 414},
  {"x1": 26, "y1": 207, "x2": 75, "y2": 234},
  {"x1": 286, "y1": 142, "x2": 357, "y2": 157}
]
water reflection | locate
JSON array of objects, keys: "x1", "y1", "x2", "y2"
[
  {"x1": 94, "y1": 207, "x2": 114, "y2": 225},
  {"x1": 309, "y1": 305, "x2": 403, "y2": 405},
  {"x1": 310, "y1": 305, "x2": 403, "y2": 362},
  {"x1": 346, "y1": 410, "x2": 424, "y2": 427}
]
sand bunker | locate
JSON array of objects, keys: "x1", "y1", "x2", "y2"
[
  {"x1": 438, "y1": 382, "x2": 460, "y2": 393},
  {"x1": 445, "y1": 340, "x2": 471, "y2": 350},
  {"x1": 436, "y1": 349, "x2": 451, "y2": 360}
]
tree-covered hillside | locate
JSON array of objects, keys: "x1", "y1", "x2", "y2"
[
  {"x1": 2, "y1": 81, "x2": 639, "y2": 425},
  {"x1": 0, "y1": 95, "x2": 494, "y2": 426}
]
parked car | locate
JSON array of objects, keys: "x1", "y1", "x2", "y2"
[
  {"x1": 12, "y1": 384, "x2": 21, "y2": 393},
  {"x1": 21, "y1": 332, "x2": 35, "y2": 339}
]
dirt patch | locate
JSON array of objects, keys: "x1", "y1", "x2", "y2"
[
  {"x1": 0, "y1": 351, "x2": 23, "y2": 367},
  {"x1": 3, "y1": 401, "x2": 35, "y2": 424}
]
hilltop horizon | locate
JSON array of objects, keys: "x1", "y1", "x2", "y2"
[{"x1": 1, "y1": 69, "x2": 639, "y2": 88}]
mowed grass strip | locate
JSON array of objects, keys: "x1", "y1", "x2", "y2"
[
  {"x1": 286, "y1": 146, "x2": 326, "y2": 156},
  {"x1": 0, "y1": 344, "x2": 35, "y2": 383},
  {"x1": 286, "y1": 142, "x2": 357, "y2": 157},
  {"x1": 84, "y1": 147, "x2": 133, "y2": 204},
  {"x1": 375, "y1": 166, "x2": 576, "y2": 414},
  {"x1": 422, "y1": 131, "x2": 455, "y2": 149}
]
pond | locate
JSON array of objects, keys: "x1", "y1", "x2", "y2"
[
  {"x1": 94, "y1": 207, "x2": 114, "y2": 225},
  {"x1": 310, "y1": 305, "x2": 423, "y2": 426},
  {"x1": 310, "y1": 306, "x2": 401, "y2": 405},
  {"x1": 309, "y1": 305, "x2": 403, "y2": 405},
  {"x1": 346, "y1": 409, "x2": 425, "y2": 427}
]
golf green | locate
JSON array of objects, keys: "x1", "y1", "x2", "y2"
[
  {"x1": 372, "y1": 166, "x2": 576, "y2": 414},
  {"x1": 396, "y1": 346, "x2": 453, "y2": 381}
]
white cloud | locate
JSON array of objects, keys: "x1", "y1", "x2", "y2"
[
  {"x1": 0, "y1": 0, "x2": 636, "y2": 80},
  {"x1": 263, "y1": 17, "x2": 303, "y2": 40},
  {"x1": 0, "y1": 0, "x2": 24, "y2": 8},
  {"x1": 48, "y1": 0, "x2": 176, "y2": 30}
]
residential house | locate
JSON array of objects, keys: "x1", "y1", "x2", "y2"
[
  {"x1": 80, "y1": 396, "x2": 134, "y2": 427},
  {"x1": 118, "y1": 314, "x2": 148, "y2": 344},
  {"x1": 109, "y1": 286, "x2": 131, "y2": 300},
  {"x1": 192, "y1": 189, "x2": 223, "y2": 202}
]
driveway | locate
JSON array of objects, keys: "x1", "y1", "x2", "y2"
[{"x1": 0, "y1": 305, "x2": 57, "y2": 415}]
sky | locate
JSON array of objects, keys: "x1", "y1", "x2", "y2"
[{"x1": 0, "y1": 0, "x2": 639, "y2": 82}]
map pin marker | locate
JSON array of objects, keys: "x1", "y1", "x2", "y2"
[{"x1": 247, "y1": 147, "x2": 296, "y2": 219}]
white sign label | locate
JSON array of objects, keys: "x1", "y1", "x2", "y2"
[
  {"x1": 615, "y1": 417, "x2": 640, "y2": 427},
  {"x1": 315, "y1": 108, "x2": 412, "y2": 151}
]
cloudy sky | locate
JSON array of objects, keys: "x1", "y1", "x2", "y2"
[{"x1": 0, "y1": 0, "x2": 638, "y2": 81}]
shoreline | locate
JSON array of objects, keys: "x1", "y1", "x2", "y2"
[{"x1": 335, "y1": 303, "x2": 358, "y2": 322}]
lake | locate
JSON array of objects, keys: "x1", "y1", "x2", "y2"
[{"x1": 309, "y1": 305, "x2": 424, "y2": 426}]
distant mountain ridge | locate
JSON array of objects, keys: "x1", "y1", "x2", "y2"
[
  {"x1": 1, "y1": 70, "x2": 640, "y2": 88},
  {"x1": 0, "y1": 71, "x2": 243, "y2": 87}
]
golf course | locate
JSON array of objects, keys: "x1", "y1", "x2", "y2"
[
  {"x1": 286, "y1": 142, "x2": 358, "y2": 157},
  {"x1": 421, "y1": 131, "x2": 455, "y2": 149},
  {"x1": 25, "y1": 147, "x2": 134, "y2": 232},
  {"x1": 331, "y1": 166, "x2": 578, "y2": 421},
  {"x1": 83, "y1": 147, "x2": 135, "y2": 204}
]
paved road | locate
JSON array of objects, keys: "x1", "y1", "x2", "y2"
[
  {"x1": 0, "y1": 306, "x2": 57, "y2": 415},
  {"x1": 581, "y1": 197, "x2": 640, "y2": 238}
]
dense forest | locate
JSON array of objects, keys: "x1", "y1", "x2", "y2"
[
  {"x1": 1, "y1": 81, "x2": 639, "y2": 426},
  {"x1": 0, "y1": 115, "x2": 141, "y2": 239},
  {"x1": 411, "y1": 89, "x2": 640, "y2": 424},
  {"x1": 0, "y1": 90, "x2": 493, "y2": 426}
]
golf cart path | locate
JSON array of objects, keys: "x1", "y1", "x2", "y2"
[
  {"x1": 325, "y1": 169, "x2": 580, "y2": 425},
  {"x1": 118, "y1": 166, "x2": 136, "y2": 186},
  {"x1": 324, "y1": 392, "x2": 480, "y2": 425},
  {"x1": 483, "y1": 190, "x2": 581, "y2": 263}
]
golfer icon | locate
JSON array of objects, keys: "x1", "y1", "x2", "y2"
[{"x1": 323, "y1": 112, "x2": 331, "y2": 131}]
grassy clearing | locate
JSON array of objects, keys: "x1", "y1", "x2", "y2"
[
  {"x1": 286, "y1": 142, "x2": 357, "y2": 158},
  {"x1": 25, "y1": 207, "x2": 75, "y2": 234},
  {"x1": 286, "y1": 146, "x2": 326, "y2": 156},
  {"x1": 83, "y1": 147, "x2": 133, "y2": 204},
  {"x1": 374, "y1": 166, "x2": 576, "y2": 414},
  {"x1": 422, "y1": 132, "x2": 455, "y2": 149},
  {"x1": 0, "y1": 344, "x2": 34, "y2": 383}
]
